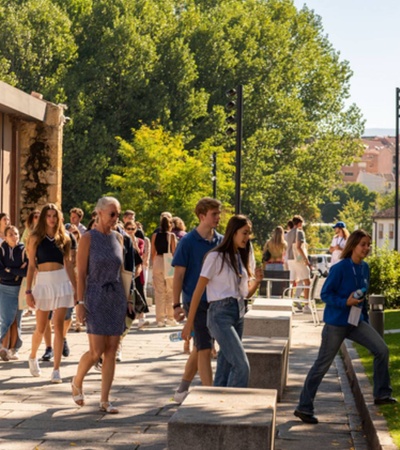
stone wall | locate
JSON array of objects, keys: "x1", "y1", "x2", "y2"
[{"x1": 17, "y1": 101, "x2": 64, "y2": 226}]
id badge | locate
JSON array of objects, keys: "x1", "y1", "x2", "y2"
[{"x1": 348, "y1": 306, "x2": 361, "y2": 326}]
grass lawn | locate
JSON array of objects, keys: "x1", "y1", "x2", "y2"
[{"x1": 354, "y1": 309, "x2": 400, "y2": 447}]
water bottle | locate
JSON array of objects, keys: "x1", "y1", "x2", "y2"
[
  {"x1": 169, "y1": 331, "x2": 194, "y2": 342},
  {"x1": 354, "y1": 287, "x2": 366, "y2": 299}
]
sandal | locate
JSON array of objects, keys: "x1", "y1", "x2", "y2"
[
  {"x1": 71, "y1": 377, "x2": 85, "y2": 406},
  {"x1": 99, "y1": 401, "x2": 119, "y2": 414}
]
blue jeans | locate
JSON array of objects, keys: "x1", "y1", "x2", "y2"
[
  {"x1": 0, "y1": 284, "x2": 23, "y2": 349},
  {"x1": 297, "y1": 322, "x2": 392, "y2": 414},
  {"x1": 207, "y1": 297, "x2": 249, "y2": 387}
]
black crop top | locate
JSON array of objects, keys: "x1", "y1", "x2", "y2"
[{"x1": 36, "y1": 236, "x2": 65, "y2": 265}]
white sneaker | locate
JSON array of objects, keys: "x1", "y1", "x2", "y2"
[
  {"x1": 137, "y1": 318, "x2": 149, "y2": 329},
  {"x1": 166, "y1": 319, "x2": 178, "y2": 327},
  {"x1": 29, "y1": 358, "x2": 41, "y2": 377},
  {"x1": 174, "y1": 389, "x2": 189, "y2": 404},
  {"x1": 8, "y1": 349, "x2": 19, "y2": 360},
  {"x1": 51, "y1": 369, "x2": 62, "y2": 383},
  {"x1": 157, "y1": 321, "x2": 166, "y2": 327},
  {"x1": 116, "y1": 344, "x2": 122, "y2": 362},
  {"x1": 303, "y1": 305, "x2": 312, "y2": 314},
  {"x1": 0, "y1": 347, "x2": 9, "y2": 361}
]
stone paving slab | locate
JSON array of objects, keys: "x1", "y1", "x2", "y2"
[{"x1": 0, "y1": 306, "x2": 380, "y2": 449}]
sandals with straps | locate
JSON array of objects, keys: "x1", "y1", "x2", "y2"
[
  {"x1": 99, "y1": 401, "x2": 119, "y2": 414},
  {"x1": 71, "y1": 377, "x2": 85, "y2": 406}
]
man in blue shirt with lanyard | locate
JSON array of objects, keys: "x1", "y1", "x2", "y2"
[{"x1": 172, "y1": 197, "x2": 223, "y2": 403}]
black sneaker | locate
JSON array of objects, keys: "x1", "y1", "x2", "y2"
[
  {"x1": 62, "y1": 339, "x2": 70, "y2": 357},
  {"x1": 374, "y1": 397, "x2": 398, "y2": 405},
  {"x1": 41, "y1": 347, "x2": 54, "y2": 361}
]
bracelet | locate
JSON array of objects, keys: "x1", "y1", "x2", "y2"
[
  {"x1": 173, "y1": 303, "x2": 182, "y2": 309},
  {"x1": 76, "y1": 301, "x2": 84, "y2": 305},
  {"x1": 25, "y1": 290, "x2": 32, "y2": 295}
]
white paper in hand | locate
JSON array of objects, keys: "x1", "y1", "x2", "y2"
[{"x1": 348, "y1": 306, "x2": 362, "y2": 326}]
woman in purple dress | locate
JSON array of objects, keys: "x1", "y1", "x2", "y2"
[{"x1": 72, "y1": 197, "x2": 132, "y2": 414}]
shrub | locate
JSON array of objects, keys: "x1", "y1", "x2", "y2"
[{"x1": 367, "y1": 246, "x2": 400, "y2": 308}]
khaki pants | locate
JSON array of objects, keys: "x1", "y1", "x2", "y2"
[{"x1": 152, "y1": 255, "x2": 174, "y2": 323}]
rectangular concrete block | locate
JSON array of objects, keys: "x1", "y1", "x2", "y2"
[
  {"x1": 243, "y1": 310, "x2": 292, "y2": 342},
  {"x1": 243, "y1": 336, "x2": 289, "y2": 401},
  {"x1": 252, "y1": 297, "x2": 293, "y2": 312},
  {"x1": 168, "y1": 386, "x2": 277, "y2": 450}
]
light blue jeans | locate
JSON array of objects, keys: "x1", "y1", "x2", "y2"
[
  {"x1": 297, "y1": 321, "x2": 392, "y2": 414},
  {"x1": 207, "y1": 297, "x2": 249, "y2": 387},
  {"x1": 0, "y1": 284, "x2": 23, "y2": 349}
]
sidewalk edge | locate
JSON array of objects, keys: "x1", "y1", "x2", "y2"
[{"x1": 340, "y1": 339, "x2": 397, "y2": 450}]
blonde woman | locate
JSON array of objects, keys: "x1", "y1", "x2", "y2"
[
  {"x1": 262, "y1": 226, "x2": 287, "y2": 271},
  {"x1": 26, "y1": 204, "x2": 76, "y2": 383},
  {"x1": 72, "y1": 197, "x2": 131, "y2": 413}
]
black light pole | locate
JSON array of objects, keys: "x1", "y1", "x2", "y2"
[
  {"x1": 395, "y1": 88, "x2": 400, "y2": 251},
  {"x1": 225, "y1": 85, "x2": 244, "y2": 214},
  {"x1": 235, "y1": 84, "x2": 243, "y2": 215}
]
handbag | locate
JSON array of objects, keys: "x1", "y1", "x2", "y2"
[
  {"x1": 262, "y1": 249, "x2": 271, "y2": 262},
  {"x1": 121, "y1": 268, "x2": 133, "y2": 301},
  {"x1": 163, "y1": 233, "x2": 174, "y2": 279},
  {"x1": 133, "y1": 287, "x2": 147, "y2": 314}
]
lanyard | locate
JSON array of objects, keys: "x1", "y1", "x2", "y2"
[{"x1": 350, "y1": 260, "x2": 366, "y2": 290}]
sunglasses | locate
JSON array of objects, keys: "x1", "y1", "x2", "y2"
[
  {"x1": 126, "y1": 227, "x2": 135, "y2": 231},
  {"x1": 109, "y1": 212, "x2": 119, "y2": 218}
]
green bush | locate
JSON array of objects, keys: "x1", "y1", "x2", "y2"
[{"x1": 367, "y1": 246, "x2": 400, "y2": 308}]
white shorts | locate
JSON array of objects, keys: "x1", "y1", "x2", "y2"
[
  {"x1": 33, "y1": 268, "x2": 74, "y2": 311},
  {"x1": 287, "y1": 259, "x2": 310, "y2": 282}
]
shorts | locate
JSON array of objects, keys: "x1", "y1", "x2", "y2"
[
  {"x1": 183, "y1": 301, "x2": 212, "y2": 351},
  {"x1": 33, "y1": 268, "x2": 74, "y2": 311},
  {"x1": 287, "y1": 259, "x2": 310, "y2": 282}
]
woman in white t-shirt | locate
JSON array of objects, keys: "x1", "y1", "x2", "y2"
[
  {"x1": 182, "y1": 215, "x2": 263, "y2": 387},
  {"x1": 329, "y1": 222, "x2": 350, "y2": 266}
]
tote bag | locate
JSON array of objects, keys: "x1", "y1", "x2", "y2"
[{"x1": 163, "y1": 233, "x2": 174, "y2": 279}]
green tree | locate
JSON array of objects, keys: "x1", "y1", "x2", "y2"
[
  {"x1": 336, "y1": 198, "x2": 372, "y2": 233},
  {"x1": 107, "y1": 123, "x2": 235, "y2": 231},
  {"x1": 0, "y1": 0, "x2": 77, "y2": 98}
]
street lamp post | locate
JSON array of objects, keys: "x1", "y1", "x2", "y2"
[
  {"x1": 225, "y1": 85, "x2": 243, "y2": 214},
  {"x1": 395, "y1": 87, "x2": 400, "y2": 251}
]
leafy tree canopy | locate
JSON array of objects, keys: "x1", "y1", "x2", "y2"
[{"x1": 0, "y1": 0, "x2": 365, "y2": 241}]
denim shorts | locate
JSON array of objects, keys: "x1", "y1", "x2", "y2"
[{"x1": 183, "y1": 301, "x2": 212, "y2": 350}]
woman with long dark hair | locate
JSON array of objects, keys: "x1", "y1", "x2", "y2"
[
  {"x1": 294, "y1": 229, "x2": 397, "y2": 424},
  {"x1": 26, "y1": 204, "x2": 76, "y2": 383},
  {"x1": 151, "y1": 215, "x2": 177, "y2": 327},
  {"x1": 182, "y1": 215, "x2": 263, "y2": 387}
]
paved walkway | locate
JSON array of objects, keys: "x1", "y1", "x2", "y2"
[{"x1": 0, "y1": 307, "x2": 372, "y2": 449}]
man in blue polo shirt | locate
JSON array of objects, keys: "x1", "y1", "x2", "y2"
[{"x1": 172, "y1": 197, "x2": 223, "y2": 403}]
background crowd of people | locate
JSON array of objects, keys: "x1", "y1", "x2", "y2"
[{"x1": 0, "y1": 200, "x2": 397, "y2": 417}]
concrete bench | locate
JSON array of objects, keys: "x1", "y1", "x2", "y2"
[
  {"x1": 168, "y1": 386, "x2": 277, "y2": 450},
  {"x1": 252, "y1": 297, "x2": 293, "y2": 312},
  {"x1": 243, "y1": 336, "x2": 288, "y2": 401},
  {"x1": 243, "y1": 310, "x2": 292, "y2": 344}
]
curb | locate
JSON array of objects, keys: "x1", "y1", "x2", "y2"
[{"x1": 340, "y1": 339, "x2": 398, "y2": 450}]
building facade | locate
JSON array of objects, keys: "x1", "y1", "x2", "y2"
[{"x1": 0, "y1": 81, "x2": 64, "y2": 227}]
